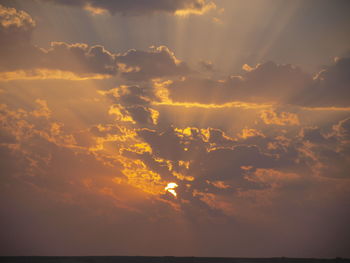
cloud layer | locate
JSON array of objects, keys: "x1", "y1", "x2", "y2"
[
  {"x1": 44, "y1": 0, "x2": 216, "y2": 16},
  {"x1": 1, "y1": 2, "x2": 350, "y2": 258}
]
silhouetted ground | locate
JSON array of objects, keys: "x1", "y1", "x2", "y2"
[{"x1": 0, "y1": 257, "x2": 348, "y2": 263}]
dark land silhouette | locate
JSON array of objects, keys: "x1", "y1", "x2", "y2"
[{"x1": 0, "y1": 257, "x2": 348, "y2": 263}]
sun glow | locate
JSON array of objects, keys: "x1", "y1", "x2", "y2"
[{"x1": 165, "y1": 182, "x2": 178, "y2": 197}]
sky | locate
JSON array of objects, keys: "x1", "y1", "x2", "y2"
[{"x1": 0, "y1": 0, "x2": 350, "y2": 258}]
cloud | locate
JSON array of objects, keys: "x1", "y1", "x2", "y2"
[
  {"x1": 0, "y1": 95, "x2": 165, "y2": 206},
  {"x1": 122, "y1": 104, "x2": 349, "y2": 204},
  {"x1": 0, "y1": 4, "x2": 35, "y2": 40},
  {"x1": 208, "y1": 128, "x2": 236, "y2": 145},
  {"x1": 134, "y1": 124, "x2": 296, "y2": 192},
  {"x1": 105, "y1": 85, "x2": 159, "y2": 125},
  {"x1": 0, "y1": 4, "x2": 43, "y2": 71},
  {"x1": 44, "y1": 0, "x2": 216, "y2": 16},
  {"x1": 0, "y1": 5, "x2": 118, "y2": 76},
  {"x1": 0, "y1": 99, "x2": 186, "y2": 255},
  {"x1": 2, "y1": 73, "x2": 350, "y2": 257},
  {"x1": 165, "y1": 61, "x2": 311, "y2": 104},
  {"x1": 260, "y1": 109, "x2": 300, "y2": 126},
  {"x1": 246, "y1": 168, "x2": 301, "y2": 187},
  {"x1": 164, "y1": 57, "x2": 350, "y2": 108},
  {"x1": 188, "y1": 145, "x2": 275, "y2": 189},
  {"x1": 239, "y1": 61, "x2": 310, "y2": 103},
  {"x1": 298, "y1": 118, "x2": 350, "y2": 179},
  {"x1": 138, "y1": 127, "x2": 186, "y2": 161},
  {"x1": 116, "y1": 46, "x2": 190, "y2": 82},
  {"x1": 199, "y1": 60, "x2": 214, "y2": 71},
  {"x1": 44, "y1": 42, "x2": 117, "y2": 75},
  {"x1": 1, "y1": 2, "x2": 350, "y2": 257},
  {"x1": 1, "y1": 5, "x2": 191, "y2": 81},
  {"x1": 333, "y1": 117, "x2": 350, "y2": 142},
  {"x1": 300, "y1": 127, "x2": 329, "y2": 144},
  {"x1": 166, "y1": 77, "x2": 229, "y2": 103},
  {"x1": 291, "y1": 57, "x2": 350, "y2": 107}
]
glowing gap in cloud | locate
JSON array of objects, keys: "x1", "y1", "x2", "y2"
[
  {"x1": 0, "y1": 69, "x2": 112, "y2": 81},
  {"x1": 153, "y1": 101, "x2": 272, "y2": 109}
]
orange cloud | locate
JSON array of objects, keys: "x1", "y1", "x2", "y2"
[
  {"x1": 260, "y1": 109, "x2": 300, "y2": 126},
  {"x1": 238, "y1": 128, "x2": 265, "y2": 139},
  {"x1": 175, "y1": 0, "x2": 216, "y2": 16},
  {"x1": 0, "y1": 4, "x2": 35, "y2": 29}
]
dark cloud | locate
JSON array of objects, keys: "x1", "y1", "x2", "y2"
[
  {"x1": 126, "y1": 110, "x2": 350, "y2": 203},
  {"x1": 0, "y1": 102, "x2": 192, "y2": 255},
  {"x1": 0, "y1": 4, "x2": 43, "y2": 71},
  {"x1": 166, "y1": 58, "x2": 350, "y2": 107},
  {"x1": 0, "y1": 4, "x2": 35, "y2": 43},
  {"x1": 166, "y1": 61, "x2": 311, "y2": 104},
  {"x1": 116, "y1": 46, "x2": 191, "y2": 82},
  {"x1": 199, "y1": 60, "x2": 214, "y2": 71},
  {"x1": 134, "y1": 124, "x2": 301, "y2": 192},
  {"x1": 208, "y1": 128, "x2": 236, "y2": 145},
  {"x1": 298, "y1": 118, "x2": 350, "y2": 179},
  {"x1": 291, "y1": 57, "x2": 350, "y2": 107},
  {"x1": 0, "y1": 5, "x2": 192, "y2": 80},
  {"x1": 115, "y1": 85, "x2": 156, "y2": 106},
  {"x1": 333, "y1": 117, "x2": 350, "y2": 141},
  {"x1": 300, "y1": 127, "x2": 329, "y2": 144},
  {"x1": 188, "y1": 145, "x2": 274, "y2": 189},
  {"x1": 240, "y1": 62, "x2": 310, "y2": 103},
  {"x1": 138, "y1": 127, "x2": 186, "y2": 161},
  {"x1": 0, "y1": 102, "x2": 124, "y2": 191},
  {"x1": 0, "y1": 5, "x2": 117, "y2": 75},
  {"x1": 106, "y1": 85, "x2": 159, "y2": 125},
  {"x1": 167, "y1": 77, "x2": 228, "y2": 103},
  {"x1": 43, "y1": 42, "x2": 117, "y2": 75},
  {"x1": 124, "y1": 105, "x2": 156, "y2": 125},
  {"x1": 43, "y1": 0, "x2": 216, "y2": 16}
]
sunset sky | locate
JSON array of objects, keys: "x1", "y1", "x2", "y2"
[{"x1": 1, "y1": 0, "x2": 350, "y2": 258}]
